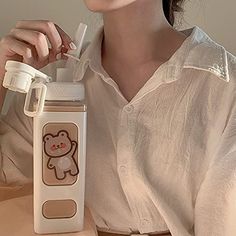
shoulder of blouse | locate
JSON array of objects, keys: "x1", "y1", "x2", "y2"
[
  {"x1": 40, "y1": 25, "x2": 236, "y2": 92},
  {"x1": 74, "y1": 25, "x2": 235, "y2": 86}
]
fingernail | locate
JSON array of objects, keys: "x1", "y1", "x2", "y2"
[
  {"x1": 26, "y1": 51, "x2": 32, "y2": 58},
  {"x1": 69, "y1": 42, "x2": 77, "y2": 50},
  {"x1": 56, "y1": 53, "x2": 62, "y2": 60}
]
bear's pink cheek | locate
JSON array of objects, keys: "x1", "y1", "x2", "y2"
[
  {"x1": 50, "y1": 145, "x2": 56, "y2": 151},
  {"x1": 61, "y1": 143, "x2": 66, "y2": 148}
]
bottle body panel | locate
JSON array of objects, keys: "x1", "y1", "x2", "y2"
[{"x1": 33, "y1": 109, "x2": 87, "y2": 234}]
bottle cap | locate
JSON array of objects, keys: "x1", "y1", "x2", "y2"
[{"x1": 3, "y1": 60, "x2": 51, "y2": 93}]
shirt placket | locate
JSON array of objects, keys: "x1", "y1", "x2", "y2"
[{"x1": 116, "y1": 103, "x2": 152, "y2": 233}]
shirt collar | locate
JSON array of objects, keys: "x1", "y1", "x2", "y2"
[{"x1": 74, "y1": 24, "x2": 230, "y2": 83}]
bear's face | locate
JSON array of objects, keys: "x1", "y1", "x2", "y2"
[{"x1": 43, "y1": 130, "x2": 72, "y2": 157}]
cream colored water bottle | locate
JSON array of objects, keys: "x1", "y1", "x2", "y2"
[
  {"x1": 28, "y1": 81, "x2": 87, "y2": 234},
  {"x1": 3, "y1": 61, "x2": 87, "y2": 234},
  {"x1": 3, "y1": 22, "x2": 88, "y2": 234}
]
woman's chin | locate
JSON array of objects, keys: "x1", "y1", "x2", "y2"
[{"x1": 83, "y1": 0, "x2": 137, "y2": 13}]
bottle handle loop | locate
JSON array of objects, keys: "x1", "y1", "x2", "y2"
[{"x1": 24, "y1": 80, "x2": 47, "y2": 117}]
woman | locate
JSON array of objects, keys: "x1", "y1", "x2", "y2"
[{"x1": 0, "y1": 1, "x2": 236, "y2": 236}]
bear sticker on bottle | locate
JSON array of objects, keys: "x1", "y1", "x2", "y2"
[{"x1": 42, "y1": 123, "x2": 80, "y2": 186}]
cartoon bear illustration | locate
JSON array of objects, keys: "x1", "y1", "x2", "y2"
[{"x1": 43, "y1": 130, "x2": 79, "y2": 180}]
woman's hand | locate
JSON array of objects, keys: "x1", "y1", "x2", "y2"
[{"x1": 0, "y1": 19, "x2": 76, "y2": 80}]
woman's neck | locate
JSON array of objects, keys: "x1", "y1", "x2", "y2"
[{"x1": 102, "y1": 0, "x2": 187, "y2": 69}]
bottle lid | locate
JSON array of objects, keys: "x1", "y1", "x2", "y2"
[
  {"x1": 44, "y1": 82, "x2": 85, "y2": 101},
  {"x1": 3, "y1": 60, "x2": 51, "y2": 93}
]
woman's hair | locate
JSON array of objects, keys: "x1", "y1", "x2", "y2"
[{"x1": 162, "y1": 0, "x2": 185, "y2": 26}]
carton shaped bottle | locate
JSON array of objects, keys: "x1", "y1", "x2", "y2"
[
  {"x1": 3, "y1": 60, "x2": 87, "y2": 234},
  {"x1": 32, "y1": 81, "x2": 87, "y2": 234},
  {"x1": 2, "y1": 22, "x2": 88, "y2": 234}
]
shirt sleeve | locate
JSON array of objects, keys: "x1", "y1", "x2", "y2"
[
  {"x1": 0, "y1": 91, "x2": 33, "y2": 184},
  {"x1": 194, "y1": 99, "x2": 236, "y2": 235}
]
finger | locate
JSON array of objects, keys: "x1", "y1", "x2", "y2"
[
  {"x1": 15, "y1": 20, "x2": 75, "y2": 55},
  {"x1": 61, "y1": 45, "x2": 69, "y2": 60},
  {"x1": 15, "y1": 20, "x2": 62, "y2": 54},
  {"x1": 1, "y1": 36, "x2": 33, "y2": 63},
  {"x1": 9, "y1": 28, "x2": 49, "y2": 61},
  {"x1": 48, "y1": 48, "x2": 61, "y2": 63}
]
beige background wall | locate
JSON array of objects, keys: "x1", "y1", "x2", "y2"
[{"x1": 0, "y1": 0, "x2": 235, "y2": 55}]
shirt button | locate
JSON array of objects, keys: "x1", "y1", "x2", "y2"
[
  {"x1": 119, "y1": 165, "x2": 128, "y2": 175},
  {"x1": 124, "y1": 105, "x2": 134, "y2": 113}
]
